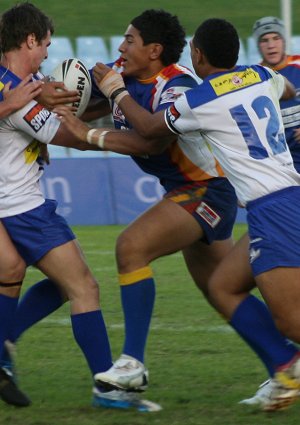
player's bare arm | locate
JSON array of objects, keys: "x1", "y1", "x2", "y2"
[
  {"x1": 1, "y1": 74, "x2": 43, "y2": 118},
  {"x1": 54, "y1": 105, "x2": 175, "y2": 155},
  {"x1": 93, "y1": 63, "x2": 171, "y2": 139},
  {"x1": 281, "y1": 76, "x2": 296, "y2": 100}
]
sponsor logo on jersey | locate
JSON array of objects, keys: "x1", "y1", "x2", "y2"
[
  {"x1": 160, "y1": 88, "x2": 183, "y2": 105},
  {"x1": 210, "y1": 69, "x2": 262, "y2": 96},
  {"x1": 167, "y1": 104, "x2": 181, "y2": 123},
  {"x1": 113, "y1": 103, "x2": 126, "y2": 124},
  {"x1": 196, "y1": 202, "x2": 221, "y2": 227},
  {"x1": 23, "y1": 104, "x2": 51, "y2": 132}
]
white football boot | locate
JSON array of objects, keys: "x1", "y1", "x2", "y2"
[
  {"x1": 92, "y1": 386, "x2": 161, "y2": 412},
  {"x1": 94, "y1": 354, "x2": 148, "y2": 391},
  {"x1": 240, "y1": 356, "x2": 300, "y2": 411},
  {"x1": 239, "y1": 379, "x2": 277, "y2": 406}
]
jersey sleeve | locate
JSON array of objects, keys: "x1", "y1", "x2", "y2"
[
  {"x1": 8, "y1": 100, "x2": 60, "y2": 144},
  {"x1": 155, "y1": 74, "x2": 198, "y2": 112},
  {"x1": 265, "y1": 67, "x2": 285, "y2": 99},
  {"x1": 164, "y1": 92, "x2": 200, "y2": 134}
]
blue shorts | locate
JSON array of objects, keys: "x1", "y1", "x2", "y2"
[
  {"x1": 2, "y1": 199, "x2": 75, "y2": 266},
  {"x1": 247, "y1": 186, "x2": 300, "y2": 276},
  {"x1": 165, "y1": 177, "x2": 237, "y2": 244}
]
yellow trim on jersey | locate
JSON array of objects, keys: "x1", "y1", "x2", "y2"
[
  {"x1": 210, "y1": 69, "x2": 262, "y2": 96},
  {"x1": 24, "y1": 140, "x2": 40, "y2": 164},
  {"x1": 0, "y1": 82, "x2": 4, "y2": 91},
  {"x1": 119, "y1": 266, "x2": 153, "y2": 286}
]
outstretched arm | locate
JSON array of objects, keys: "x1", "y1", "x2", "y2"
[{"x1": 53, "y1": 105, "x2": 175, "y2": 155}]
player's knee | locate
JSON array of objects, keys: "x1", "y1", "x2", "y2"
[
  {"x1": 116, "y1": 232, "x2": 142, "y2": 270},
  {"x1": 0, "y1": 255, "x2": 26, "y2": 283}
]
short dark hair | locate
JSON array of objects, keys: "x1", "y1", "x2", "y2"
[
  {"x1": 193, "y1": 18, "x2": 239, "y2": 68},
  {"x1": 0, "y1": 2, "x2": 54, "y2": 54},
  {"x1": 131, "y1": 9, "x2": 186, "y2": 66}
]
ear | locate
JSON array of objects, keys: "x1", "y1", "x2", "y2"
[
  {"x1": 149, "y1": 43, "x2": 163, "y2": 60},
  {"x1": 26, "y1": 33, "x2": 37, "y2": 49}
]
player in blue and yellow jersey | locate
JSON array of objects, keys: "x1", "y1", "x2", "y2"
[
  {"x1": 57, "y1": 9, "x2": 238, "y2": 392},
  {"x1": 54, "y1": 11, "x2": 300, "y2": 412}
]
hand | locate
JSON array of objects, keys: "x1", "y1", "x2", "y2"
[
  {"x1": 36, "y1": 81, "x2": 80, "y2": 110},
  {"x1": 53, "y1": 105, "x2": 90, "y2": 141},
  {"x1": 294, "y1": 128, "x2": 300, "y2": 143},
  {"x1": 3, "y1": 74, "x2": 43, "y2": 111},
  {"x1": 93, "y1": 63, "x2": 125, "y2": 99}
]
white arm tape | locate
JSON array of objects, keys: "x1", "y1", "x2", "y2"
[{"x1": 86, "y1": 128, "x2": 98, "y2": 144}]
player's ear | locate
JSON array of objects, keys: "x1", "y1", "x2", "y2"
[
  {"x1": 26, "y1": 33, "x2": 37, "y2": 49},
  {"x1": 149, "y1": 43, "x2": 163, "y2": 60}
]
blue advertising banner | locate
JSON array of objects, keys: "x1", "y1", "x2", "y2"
[{"x1": 41, "y1": 157, "x2": 246, "y2": 225}]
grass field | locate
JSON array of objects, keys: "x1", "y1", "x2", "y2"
[
  {"x1": 1, "y1": 0, "x2": 300, "y2": 43},
  {"x1": 0, "y1": 224, "x2": 300, "y2": 425}
]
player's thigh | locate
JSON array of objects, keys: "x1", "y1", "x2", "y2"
[
  {"x1": 0, "y1": 221, "x2": 25, "y2": 282},
  {"x1": 36, "y1": 239, "x2": 97, "y2": 296},
  {"x1": 117, "y1": 198, "x2": 204, "y2": 264},
  {"x1": 182, "y1": 236, "x2": 235, "y2": 295}
]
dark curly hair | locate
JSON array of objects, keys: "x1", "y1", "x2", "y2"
[
  {"x1": 0, "y1": 2, "x2": 54, "y2": 54},
  {"x1": 193, "y1": 18, "x2": 239, "y2": 68},
  {"x1": 131, "y1": 9, "x2": 186, "y2": 66}
]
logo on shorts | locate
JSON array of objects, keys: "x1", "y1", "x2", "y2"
[
  {"x1": 23, "y1": 104, "x2": 51, "y2": 132},
  {"x1": 196, "y1": 202, "x2": 221, "y2": 228},
  {"x1": 249, "y1": 247, "x2": 261, "y2": 263}
]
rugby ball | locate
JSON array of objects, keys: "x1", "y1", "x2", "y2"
[{"x1": 50, "y1": 58, "x2": 92, "y2": 117}]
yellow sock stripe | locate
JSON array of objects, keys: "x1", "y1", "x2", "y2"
[
  {"x1": 276, "y1": 371, "x2": 300, "y2": 390},
  {"x1": 119, "y1": 266, "x2": 153, "y2": 286}
]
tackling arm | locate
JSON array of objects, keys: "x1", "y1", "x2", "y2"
[
  {"x1": 53, "y1": 105, "x2": 176, "y2": 155},
  {"x1": 93, "y1": 63, "x2": 174, "y2": 139}
]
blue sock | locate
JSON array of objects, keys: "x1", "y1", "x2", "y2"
[
  {"x1": 0, "y1": 294, "x2": 18, "y2": 359},
  {"x1": 230, "y1": 295, "x2": 299, "y2": 377},
  {"x1": 121, "y1": 276, "x2": 155, "y2": 363},
  {"x1": 71, "y1": 310, "x2": 112, "y2": 376},
  {"x1": 8, "y1": 279, "x2": 64, "y2": 343}
]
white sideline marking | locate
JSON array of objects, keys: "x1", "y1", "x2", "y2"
[{"x1": 39, "y1": 318, "x2": 233, "y2": 333}]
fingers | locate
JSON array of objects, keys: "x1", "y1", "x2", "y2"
[
  {"x1": 2, "y1": 81, "x2": 12, "y2": 94},
  {"x1": 18, "y1": 74, "x2": 34, "y2": 87}
]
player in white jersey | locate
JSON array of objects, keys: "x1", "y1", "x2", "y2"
[
  {"x1": 229, "y1": 15, "x2": 300, "y2": 408},
  {"x1": 0, "y1": 2, "x2": 157, "y2": 411},
  {"x1": 81, "y1": 18, "x2": 300, "y2": 411},
  {"x1": 0, "y1": 76, "x2": 44, "y2": 406}
]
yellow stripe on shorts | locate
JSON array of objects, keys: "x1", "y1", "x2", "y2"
[{"x1": 119, "y1": 266, "x2": 153, "y2": 286}]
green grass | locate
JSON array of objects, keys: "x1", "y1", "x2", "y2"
[
  {"x1": 1, "y1": 223, "x2": 300, "y2": 424},
  {"x1": 1, "y1": 0, "x2": 300, "y2": 43}
]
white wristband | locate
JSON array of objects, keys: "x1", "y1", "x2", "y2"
[
  {"x1": 97, "y1": 131, "x2": 109, "y2": 149},
  {"x1": 114, "y1": 90, "x2": 129, "y2": 104},
  {"x1": 86, "y1": 128, "x2": 98, "y2": 144}
]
